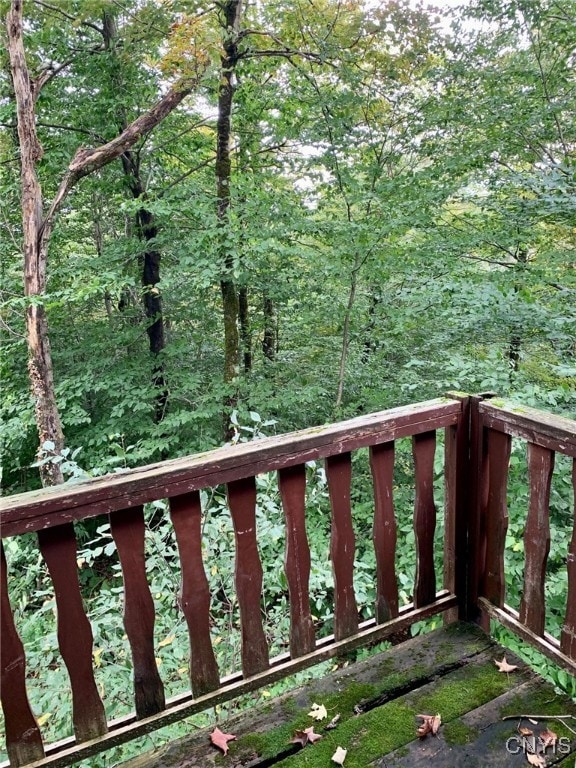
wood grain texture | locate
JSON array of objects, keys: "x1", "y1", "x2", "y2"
[
  {"x1": 278, "y1": 465, "x2": 315, "y2": 657},
  {"x1": 369, "y1": 442, "x2": 398, "y2": 623},
  {"x1": 1, "y1": 399, "x2": 461, "y2": 537},
  {"x1": 326, "y1": 452, "x2": 358, "y2": 640},
  {"x1": 561, "y1": 459, "x2": 576, "y2": 659},
  {"x1": 443, "y1": 395, "x2": 472, "y2": 622},
  {"x1": 109, "y1": 507, "x2": 165, "y2": 718},
  {"x1": 519, "y1": 444, "x2": 554, "y2": 636},
  {"x1": 37, "y1": 524, "x2": 107, "y2": 741},
  {"x1": 169, "y1": 492, "x2": 220, "y2": 696},
  {"x1": 481, "y1": 429, "x2": 512, "y2": 607},
  {"x1": 479, "y1": 400, "x2": 576, "y2": 457},
  {"x1": 412, "y1": 432, "x2": 437, "y2": 607},
  {"x1": 0, "y1": 542, "x2": 45, "y2": 767},
  {"x1": 227, "y1": 477, "x2": 270, "y2": 676},
  {"x1": 472, "y1": 396, "x2": 491, "y2": 631}
]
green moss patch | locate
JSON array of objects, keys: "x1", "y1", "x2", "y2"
[
  {"x1": 443, "y1": 719, "x2": 479, "y2": 745},
  {"x1": 230, "y1": 656, "x2": 518, "y2": 767}
]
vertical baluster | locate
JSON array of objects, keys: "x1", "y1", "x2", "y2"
[
  {"x1": 37, "y1": 524, "x2": 107, "y2": 741},
  {"x1": 1, "y1": 542, "x2": 45, "y2": 767},
  {"x1": 109, "y1": 507, "x2": 165, "y2": 718},
  {"x1": 519, "y1": 444, "x2": 554, "y2": 635},
  {"x1": 228, "y1": 477, "x2": 269, "y2": 676},
  {"x1": 326, "y1": 452, "x2": 358, "y2": 640},
  {"x1": 170, "y1": 492, "x2": 220, "y2": 696},
  {"x1": 412, "y1": 432, "x2": 437, "y2": 607},
  {"x1": 443, "y1": 422, "x2": 458, "y2": 623},
  {"x1": 278, "y1": 465, "x2": 315, "y2": 657},
  {"x1": 482, "y1": 429, "x2": 512, "y2": 607},
  {"x1": 561, "y1": 459, "x2": 576, "y2": 659},
  {"x1": 369, "y1": 443, "x2": 398, "y2": 623}
]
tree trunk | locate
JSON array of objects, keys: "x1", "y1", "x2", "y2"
[
  {"x1": 239, "y1": 285, "x2": 252, "y2": 373},
  {"x1": 7, "y1": 0, "x2": 64, "y2": 485},
  {"x1": 335, "y1": 251, "x2": 363, "y2": 409},
  {"x1": 216, "y1": 0, "x2": 243, "y2": 439},
  {"x1": 262, "y1": 294, "x2": 277, "y2": 362},
  {"x1": 508, "y1": 244, "x2": 528, "y2": 380},
  {"x1": 104, "y1": 11, "x2": 167, "y2": 423},
  {"x1": 362, "y1": 289, "x2": 381, "y2": 363}
]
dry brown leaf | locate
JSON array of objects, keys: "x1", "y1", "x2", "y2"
[
  {"x1": 210, "y1": 727, "x2": 236, "y2": 755},
  {"x1": 417, "y1": 720, "x2": 432, "y2": 739},
  {"x1": 326, "y1": 714, "x2": 341, "y2": 730},
  {"x1": 539, "y1": 728, "x2": 557, "y2": 749},
  {"x1": 416, "y1": 713, "x2": 441, "y2": 739},
  {"x1": 331, "y1": 746, "x2": 347, "y2": 765},
  {"x1": 494, "y1": 656, "x2": 518, "y2": 673},
  {"x1": 290, "y1": 726, "x2": 323, "y2": 747},
  {"x1": 526, "y1": 753, "x2": 546, "y2": 767},
  {"x1": 519, "y1": 726, "x2": 534, "y2": 737},
  {"x1": 290, "y1": 730, "x2": 309, "y2": 748},
  {"x1": 304, "y1": 727, "x2": 323, "y2": 744}
]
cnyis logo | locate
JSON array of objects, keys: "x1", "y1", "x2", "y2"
[{"x1": 503, "y1": 715, "x2": 576, "y2": 765}]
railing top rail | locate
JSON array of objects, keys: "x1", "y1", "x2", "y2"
[
  {"x1": 0, "y1": 397, "x2": 461, "y2": 538},
  {"x1": 479, "y1": 399, "x2": 576, "y2": 457}
]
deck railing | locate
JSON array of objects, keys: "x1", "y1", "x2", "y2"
[
  {"x1": 0, "y1": 395, "x2": 575, "y2": 767},
  {"x1": 471, "y1": 396, "x2": 576, "y2": 672}
]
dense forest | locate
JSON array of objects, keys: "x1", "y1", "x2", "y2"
[
  {"x1": 1, "y1": 1, "x2": 576, "y2": 763},
  {"x1": 1, "y1": 0, "x2": 574, "y2": 492}
]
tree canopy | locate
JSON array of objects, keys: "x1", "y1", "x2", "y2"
[{"x1": 1, "y1": 0, "x2": 574, "y2": 492}]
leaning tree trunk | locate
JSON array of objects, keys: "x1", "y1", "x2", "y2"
[
  {"x1": 216, "y1": 0, "x2": 243, "y2": 439},
  {"x1": 7, "y1": 0, "x2": 64, "y2": 485}
]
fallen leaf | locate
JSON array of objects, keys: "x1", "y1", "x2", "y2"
[
  {"x1": 308, "y1": 702, "x2": 328, "y2": 721},
  {"x1": 539, "y1": 728, "x2": 557, "y2": 749},
  {"x1": 326, "y1": 714, "x2": 341, "y2": 730},
  {"x1": 332, "y1": 745, "x2": 347, "y2": 765},
  {"x1": 494, "y1": 656, "x2": 518, "y2": 673},
  {"x1": 210, "y1": 727, "x2": 236, "y2": 755},
  {"x1": 290, "y1": 730, "x2": 309, "y2": 748},
  {"x1": 526, "y1": 753, "x2": 546, "y2": 767},
  {"x1": 290, "y1": 726, "x2": 323, "y2": 747},
  {"x1": 416, "y1": 713, "x2": 441, "y2": 738},
  {"x1": 417, "y1": 720, "x2": 432, "y2": 739},
  {"x1": 519, "y1": 726, "x2": 534, "y2": 737}
]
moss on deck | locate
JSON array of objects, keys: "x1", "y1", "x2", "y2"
[{"x1": 119, "y1": 623, "x2": 576, "y2": 768}]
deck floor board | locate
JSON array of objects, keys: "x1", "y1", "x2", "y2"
[{"x1": 118, "y1": 624, "x2": 576, "y2": 768}]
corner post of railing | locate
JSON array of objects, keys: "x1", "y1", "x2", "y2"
[
  {"x1": 444, "y1": 392, "x2": 470, "y2": 624},
  {"x1": 444, "y1": 392, "x2": 493, "y2": 626}
]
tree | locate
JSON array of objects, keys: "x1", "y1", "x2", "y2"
[{"x1": 5, "y1": 0, "x2": 206, "y2": 483}]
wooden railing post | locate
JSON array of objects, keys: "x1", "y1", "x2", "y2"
[
  {"x1": 444, "y1": 394, "x2": 470, "y2": 624},
  {"x1": 445, "y1": 393, "x2": 494, "y2": 626},
  {"x1": 469, "y1": 394, "x2": 495, "y2": 630}
]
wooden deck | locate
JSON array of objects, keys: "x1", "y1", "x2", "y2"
[
  {"x1": 1, "y1": 395, "x2": 575, "y2": 768},
  {"x1": 120, "y1": 623, "x2": 576, "y2": 768}
]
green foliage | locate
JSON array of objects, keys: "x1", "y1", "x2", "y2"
[{"x1": 1, "y1": 0, "x2": 575, "y2": 762}]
